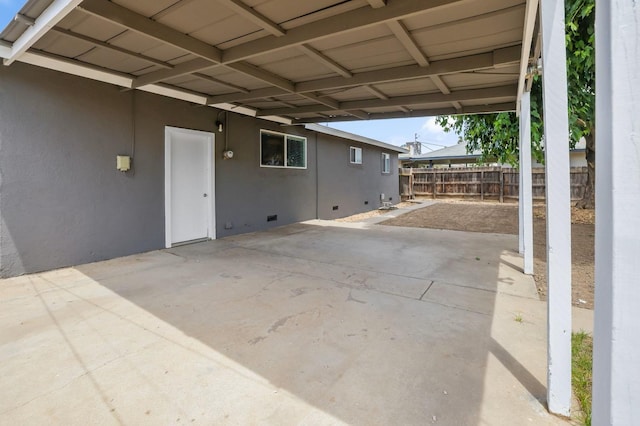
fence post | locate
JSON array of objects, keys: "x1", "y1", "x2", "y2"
[
  {"x1": 480, "y1": 170, "x2": 485, "y2": 200},
  {"x1": 432, "y1": 170, "x2": 436, "y2": 199},
  {"x1": 499, "y1": 168, "x2": 504, "y2": 203}
]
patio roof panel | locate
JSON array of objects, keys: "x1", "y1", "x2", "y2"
[{"x1": 1, "y1": 0, "x2": 538, "y2": 123}]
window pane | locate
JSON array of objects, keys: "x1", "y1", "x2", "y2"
[
  {"x1": 382, "y1": 153, "x2": 390, "y2": 173},
  {"x1": 350, "y1": 147, "x2": 362, "y2": 164},
  {"x1": 287, "y1": 136, "x2": 306, "y2": 168},
  {"x1": 261, "y1": 132, "x2": 285, "y2": 166}
]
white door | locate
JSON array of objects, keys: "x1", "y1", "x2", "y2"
[{"x1": 165, "y1": 127, "x2": 215, "y2": 247}]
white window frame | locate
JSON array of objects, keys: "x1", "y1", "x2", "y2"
[
  {"x1": 381, "y1": 152, "x2": 391, "y2": 174},
  {"x1": 259, "y1": 129, "x2": 307, "y2": 169},
  {"x1": 350, "y1": 146, "x2": 363, "y2": 164}
]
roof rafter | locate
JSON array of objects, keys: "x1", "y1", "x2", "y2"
[
  {"x1": 49, "y1": 26, "x2": 251, "y2": 93},
  {"x1": 207, "y1": 87, "x2": 288, "y2": 104},
  {"x1": 257, "y1": 85, "x2": 517, "y2": 116},
  {"x1": 386, "y1": 20, "x2": 429, "y2": 66},
  {"x1": 216, "y1": 0, "x2": 286, "y2": 37},
  {"x1": 366, "y1": 0, "x2": 387, "y2": 8},
  {"x1": 50, "y1": 26, "x2": 172, "y2": 69},
  {"x1": 297, "y1": 44, "x2": 352, "y2": 78},
  {"x1": 83, "y1": 0, "x2": 465, "y2": 87},
  {"x1": 222, "y1": 0, "x2": 464, "y2": 64},
  {"x1": 79, "y1": 0, "x2": 223, "y2": 63},
  {"x1": 133, "y1": 58, "x2": 212, "y2": 88},
  {"x1": 297, "y1": 102, "x2": 516, "y2": 123},
  {"x1": 386, "y1": 19, "x2": 462, "y2": 108},
  {"x1": 205, "y1": 45, "x2": 521, "y2": 104},
  {"x1": 79, "y1": 0, "x2": 341, "y2": 113},
  {"x1": 363, "y1": 85, "x2": 389, "y2": 100},
  {"x1": 192, "y1": 73, "x2": 250, "y2": 93}
]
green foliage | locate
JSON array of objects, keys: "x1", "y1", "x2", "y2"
[
  {"x1": 572, "y1": 331, "x2": 593, "y2": 425},
  {"x1": 436, "y1": 0, "x2": 594, "y2": 167}
]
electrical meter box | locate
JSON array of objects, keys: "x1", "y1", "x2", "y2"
[{"x1": 116, "y1": 155, "x2": 131, "y2": 172}]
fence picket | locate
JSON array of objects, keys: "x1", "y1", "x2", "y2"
[{"x1": 399, "y1": 166, "x2": 588, "y2": 202}]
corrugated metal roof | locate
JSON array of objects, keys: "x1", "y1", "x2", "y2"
[
  {"x1": 400, "y1": 142, "x2": 481, "y2": 161},
  {"x1": 1, "y1": 0, "x2": 538, "y2": 125}
]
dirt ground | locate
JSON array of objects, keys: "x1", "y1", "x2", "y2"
[
  {"x1": 380, "y1": 200, "x2": 595, "y2": 308},
  {"x1": 335, "y1": 202, "x2": 414, "y2": 222}
]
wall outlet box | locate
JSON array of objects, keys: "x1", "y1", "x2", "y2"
[{"x1": 116, "y1": 155, "x2": 131, "y2": 172}]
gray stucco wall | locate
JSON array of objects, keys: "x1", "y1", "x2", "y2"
[
  {"x1": 0, "y1": 63, "x2": 221, "y2": 277},
  {"x1": 214, "y1": 114, "x2": 317, "y2": 238},
  {"x1": 317, "y1": 135, "x2": 399, "y2": 220},
  {"x1": 0, "y1": 62, "x2": 398, "y2": 278}
]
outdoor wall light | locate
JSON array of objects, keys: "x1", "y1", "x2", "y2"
[{"x1": 216, "y1": 120, "x2": 224, "y2": 132}]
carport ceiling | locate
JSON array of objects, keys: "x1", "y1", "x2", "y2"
[{"x1": 1, "y1": 0, "x2": 538, "y2": 123}]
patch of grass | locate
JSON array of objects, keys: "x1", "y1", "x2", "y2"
[
  {"x1": 514, "y1": 313, "x2": 523, "y2": 323},
  {"x1": 572, "y1": 331, "x2": 593, "y2": 426}
]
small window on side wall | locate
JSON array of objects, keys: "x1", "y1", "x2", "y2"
[
  {"x1": 381, "y1": 152, "x2": 391, "y2": 173},
  {"x1": 350, "y1": 146, "x2": 362, "y2": 164},
  {"x1": 260, "y1": 130, "x2": 307, "y2": 169}
]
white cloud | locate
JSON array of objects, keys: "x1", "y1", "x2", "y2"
[
  {"x1": 420, "y1": 117, "x2": 444, "y2": 133},
  {"x1": 416, "y1": 117, "x2": 460, "y2": 147}
]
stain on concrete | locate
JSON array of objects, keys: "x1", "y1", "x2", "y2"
[
  {"x1": 268, "y1": 315, "x2": 293, "y2": 333},
  {"x1": 248, "y1": 336, "x2": 266, "y2": 345},
  {"x1": 346, "y1": 290, "x2": 366, "y2": 304}
]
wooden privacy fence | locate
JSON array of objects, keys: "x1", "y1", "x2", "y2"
[{"x1": 399, "y1": 167, "x2": 588, "y2": 202}]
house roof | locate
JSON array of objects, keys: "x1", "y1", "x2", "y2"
[
  {"x1": 0, "y1": 0, "x2": 539, "y2": 126},
  {"x1": 304, "y1": 124, "x2": 407, "y2": 153},
  {"x1": 400, "y1": 141, "x2": 481, "y2": 161},
  {"x1": 401, "y1": 138, "x2": 588, "y2": 162}
]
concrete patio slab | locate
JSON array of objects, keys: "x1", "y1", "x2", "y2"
[{"x1": 0, "y1": 221, "x2": 575, "y2": 425}]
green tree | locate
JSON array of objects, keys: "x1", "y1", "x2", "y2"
[{"x1": 436, "y1": 0, "x2": 595, "y2": 208}]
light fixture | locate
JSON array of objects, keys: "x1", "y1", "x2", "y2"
[{"x1": 216, "y1": 110, "x2": 225, "y2": 133}]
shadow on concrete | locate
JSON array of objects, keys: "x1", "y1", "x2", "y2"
[{"x1": 0, "y1": 221, "x2": 559, "y2": 424}]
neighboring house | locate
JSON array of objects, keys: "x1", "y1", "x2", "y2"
[
  {"x1": 400, "y1": 140, "x2": 587, "y2": 168},
  {"x1": 0, "y1": 63, "x2": 403, "y2": 278}
]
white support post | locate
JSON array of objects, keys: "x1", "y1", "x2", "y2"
[
  {"x1": 520, "y1": 91, "x2": 534, "y2": 275},
  {"x1": 518, "y1": 140, "x2": 524, "y2": 254},
  {"x1": 539, "y1": 0, "x2": 572, "y2": 416},
  {"x1": 592, "y1": 1, "x2": 640, "y2": 424}
]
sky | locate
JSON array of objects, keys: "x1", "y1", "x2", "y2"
[
  {"x1": 0, "y1": 0, "x2": 23, "y2": 28},
  {"x1": 326, "y1": 116, "x2": 461, "y2": 150},
  {"x1": 0, "y1": 1, "x2": 459, "y2": 150}
]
